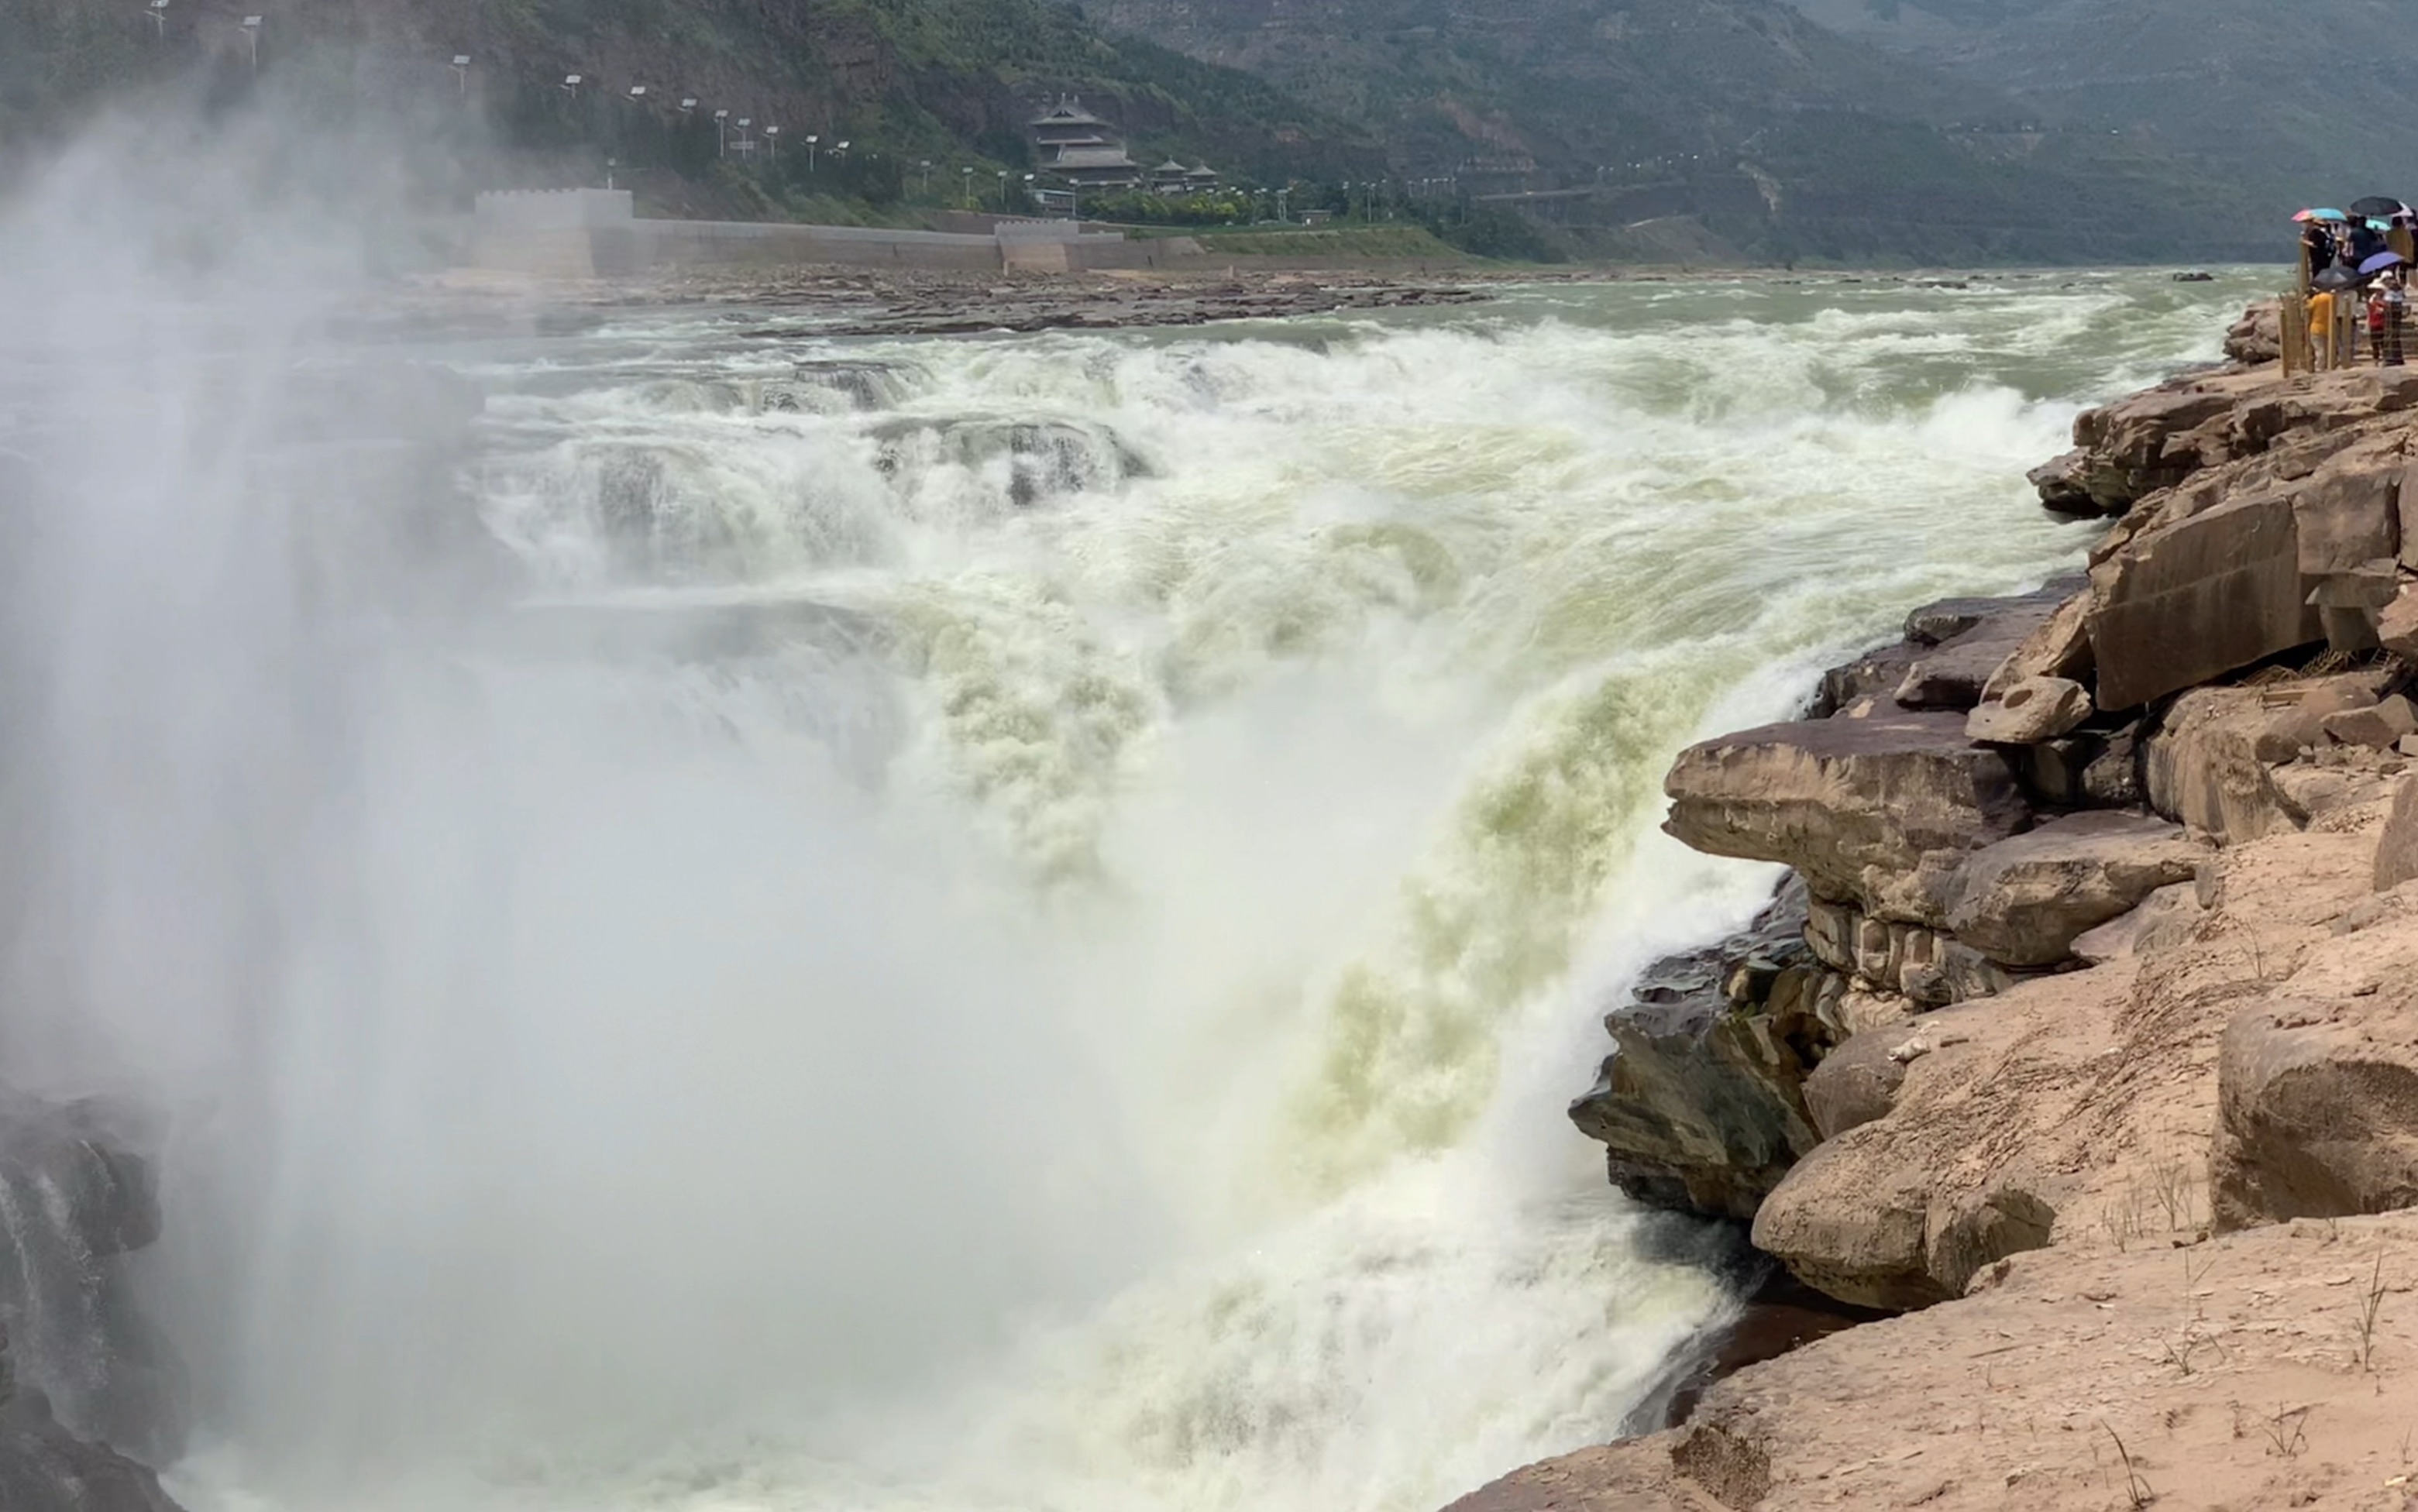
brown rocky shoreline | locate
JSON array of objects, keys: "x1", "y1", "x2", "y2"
[{"x1": 1456, "y1": 300, "x2": 2418, "y2": 1510}]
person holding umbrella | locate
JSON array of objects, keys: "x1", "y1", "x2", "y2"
[
  {"x1": 2301, "y1": 213, "x2": 2339, "y2": 287},
  {"x1": 2352, "y1": 198, "x2": 2418, "y2": 263},
  {"x1": 2349, "y1": 218, "x2": 2389, "y2": 270}
]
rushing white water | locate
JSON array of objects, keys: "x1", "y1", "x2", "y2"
[{"x1": 0, "y1": 155, "x2": 2271, "y2": 1512}]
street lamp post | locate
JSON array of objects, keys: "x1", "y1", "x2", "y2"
[
  {"x1": 240, "y1": 15, "x2": 260, "y2": 73},
  {"x1": 145, "y1": 0, "x2": 167, "y2": 40},
  {"x1": 714, "y1": 109, "x2": 729, "y2": 157},
  {"x1": 562, "y1": 73, "x2": 583, "y2": 106},
  {"x1": 735, "y1": 118, "x2": 753, "y2": 160},
  {"x1": 920, "y1": 160, "x2": 932, "y2": 194},
  {"x1": 805, "y1": 134, "x2": 819, "y2": 173},
  {"x1": 451, "y1": 54, "x2": 472, "y2": 98},
  {"x1": 962, "y1": 166, "x2": 975, "y2": 209},
  {"x1": 996, "y1": 170, "x2": 1009, "y2": 210},
  {"x1": 765, "y1": 125, "x2": 781, "y2": 161}
]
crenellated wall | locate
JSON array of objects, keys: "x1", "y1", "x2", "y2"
[{"x1": 467, "y1": 192, "x2": 1180, "y2": 277}]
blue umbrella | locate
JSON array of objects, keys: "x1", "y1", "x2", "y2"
[
  {"x1": 2362, "y1": 251, "x2": 2408, "y2": 275},
  {"x1": 2312, "y1": 208, "x2": 2351, "y2": 222}
]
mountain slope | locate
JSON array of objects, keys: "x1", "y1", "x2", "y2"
[
  {"x1": 1781, "y1": 0, "x2": 2418, "y2": 221},
  {"x1": 1089, "y1": 0, "x2": 2272, "y2": 262},
  {"x1": 0, "y1": 0, "x2": 1381, "y2": 189}
]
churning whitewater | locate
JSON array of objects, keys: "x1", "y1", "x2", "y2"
[{"x1": 0, "y1": 211, "x2": 2265, "y2": 1512}]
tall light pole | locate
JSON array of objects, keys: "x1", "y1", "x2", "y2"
[
  {"x1": 562, "y1": 73, "x2": 583, "y2": 106},
  {"x1": 145, "y1": 0, "x2": 167, "y2": 41},
  {"x1": 735, "y1": 118, "x2": 753, "y2": 160},
  {"x1": 996, "y1": 170, "x2": 1009, "y2": 210},
  {"x1": 920, "y1": 159, "x2": 932, "y2": 194},
  {"x1": 451, "y1": 53, "x2": 472, "y2": 98},
  {"x1": 765, "y1": 125, "x2": 780, "y2": 161},
  {"x1": 962, "y1": 166, "x2": 975, "y2": 209},
  {"x1": 714, "y1": 109, "x2": 729, "y2": 157},
  {"x1": 240, "y1": 15, "x2": 260, "y2": 73},
  {"x1": 805, "y1": 134, "x2": 819, "y2": 173}
]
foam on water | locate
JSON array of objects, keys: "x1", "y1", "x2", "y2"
[{"x1": 0, "y1": 191, "x2": 2268, "y2": 1512}]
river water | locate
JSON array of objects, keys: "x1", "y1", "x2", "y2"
[{"x1": 0, "y1": 224, "x2": 2268, "y2": 1512}]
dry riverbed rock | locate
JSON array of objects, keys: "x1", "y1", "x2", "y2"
[{"x1": 1963, "y1": 675, "x2": 2090, "y2": 744}]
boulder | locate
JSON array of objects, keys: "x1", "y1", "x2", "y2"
[
  {"x1": 2377, "y1": 582, "x2": 2418, "y2": 658},
  {"x1": 2376, "y1": 776, "x2": 2418, "y2": 891},
  {"x1": 2089, "y1": 490, "x2": 2321, "y2": 710},
  {"x1": 1751, "y1": 1128, "x2": 2058, "y2": 1311},
  {"x1": 1806, "y1": 639, "x2": 1919, "y2": 720},
  {"x1": 1981, "y1": 590, "x2": 2095, "y2": 702},
  {"x1": 2224, "y1": 298, "x2": 2282, "y2": 366},
  {"x1": 2293, "y1": 453, "x2": 2401, "y2": 574},
  {"x1": 1964, "y1": 675, "x2": 2091, "y2": 745},
  {"x1": 2142, "y1": 685, "x2": 2317, "y2": 844},
  {"x1": 2028, "y1": 450, "x2": 2099, "y2": 516},
  {"x1": 1944, "y1": 812, "x2": 2207, "y2": 968},
  {"x1": 2322, "y1": 693, "x2": 2418, "y2": 750},
  {"x1": 1663, "y1": 712, "x2": 2031, "y2": 927},
  {"x1": 2213, "y1": 995, "x2": 2418, "y2": 1231},
  {"x1": 1891, "y1": 586, "x2": 2073, "y2": 711},
  {"x1": 1801, "y1": 1030, "x2": 1908, "y2": 1140},
  {"x1": 2071, "y1": 881, "x2": 2204, "y2": 964}
]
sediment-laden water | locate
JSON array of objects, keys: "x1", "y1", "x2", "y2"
[{"x1": 0, "y1": 204, "x2": 2269, "y2": 1512}]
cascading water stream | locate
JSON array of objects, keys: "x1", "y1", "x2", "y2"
[{"x1": 0, "y1": 143, "x2": 2270, "y2": 1512}]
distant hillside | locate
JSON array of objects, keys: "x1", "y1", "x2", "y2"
[
  {"x1": 1782, "y1": 0, "x2": 2416, "y2": 222},
  {"x1": 1088, "y1": 0, "x2": 2274, "y2": 263},
  {"x1": 0, "y1": 0, "x2": 1381, "y2": 196}
]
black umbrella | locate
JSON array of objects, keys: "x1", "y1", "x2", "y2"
[
  {"x1": 2314, "y1": 265, "x2": 2361, "y2": 291},
  {"x1": 2351, "y1": 196, "x2": 2413, "y2": 220}
]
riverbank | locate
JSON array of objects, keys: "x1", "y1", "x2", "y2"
[{"x1": 1454, "y1": 309, "x2": 2418, "y2": 1509}]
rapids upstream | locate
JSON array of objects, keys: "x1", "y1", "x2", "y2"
[{"x1": 0, "y1": 242, "x2": 2272, "y2": 1512}]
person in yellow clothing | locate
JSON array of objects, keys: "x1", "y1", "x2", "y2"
[{"x1": 2310, "y1": 289, "x2": 2337, "y2": 369}]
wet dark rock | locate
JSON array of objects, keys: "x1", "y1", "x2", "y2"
[
  {"x1": 1891, "y1": 582, "x2": 2078, "y2": 713},
  {"x1": 0, "y1": 1094, "x2": 186, "y2": 1508},
  {"x1": 787, "y1": 359, "x2": 908, "y2": 411},
  {"x1": 1569, "y1": 878, "x2": 1844, "y2": 1222}
]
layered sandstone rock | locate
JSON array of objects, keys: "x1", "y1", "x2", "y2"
[
  {"x1": 1662, "y1": 713, "x2": 2028, "y2": 928},
  {"x1": 1488, "y1": 311, "x2": 2418, "y2": 1512},
  {"x1": 1941, "y1": 812, "x2": 2206, "y2": 968}
]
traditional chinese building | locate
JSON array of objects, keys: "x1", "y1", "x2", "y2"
[{"x1": 1029, "y1": 98, "x2": 1142, "y2": 190}]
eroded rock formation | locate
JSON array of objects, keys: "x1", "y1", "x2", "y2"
[
  {"x1": 1573, "y1": 332, "x2": 2418, "y2": 1331},
  {"x1": 0, "y1": 1096, "x2": 187, "y2": 1511}
]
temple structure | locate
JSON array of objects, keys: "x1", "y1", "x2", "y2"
[{"x1": 1027, "y1": 98, "x2": 1144, "y2": 190}]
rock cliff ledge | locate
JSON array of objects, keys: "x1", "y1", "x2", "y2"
[{"x1": 1464, "y1": 324, "x2": 2418, "y2": 1510}]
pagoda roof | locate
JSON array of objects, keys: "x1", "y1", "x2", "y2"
[
  {"x1": 1031, "y1": 98, "x2": 1110, "y2": 128},
  {"x1": 1153, "y1": 159, "x2": 1192, "y2": 174},
  {"x1": 1052, "y1": 146, "x2": 1137, "y2": 170}
]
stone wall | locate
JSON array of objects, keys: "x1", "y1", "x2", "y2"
[{"x1": 466, "y1": 191, "x2": 1181, "y2": 277}]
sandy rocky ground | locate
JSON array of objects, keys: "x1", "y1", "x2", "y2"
[
  {"x1": 1464, "y1": 815, "x2": 2418, "y2": 1511},
  {"x1": 1453, "y1": 305, "x2": 2418, "y2": 1512}
]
